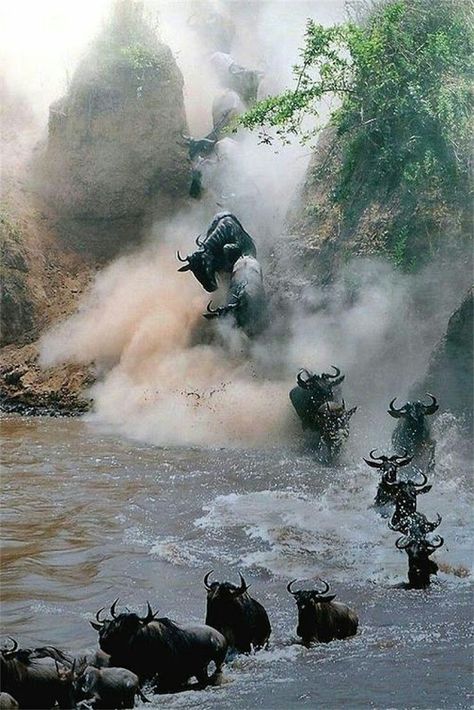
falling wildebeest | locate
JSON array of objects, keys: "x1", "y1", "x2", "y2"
[
  {"x1": 73, "y1": 665, "x2": 148, "y2": 709},
  {"x1": 91, "y1": 600, "x2": 227, "y2": 692},
  {"x1": 0, "y1": 638, "x2": 73, "y2": 709},
  {"x1": 204, "y1": 254, "x2": 268, "y2": 337},
  {"x1": 287, "y1": 579, "x2": 358, "y2": 646},
  {"x1": 364, "y1": 449, "x2": 414, "y2": 513},
  {"x1": 382, "y1": 470, "x2": 433, "y2": 532},
  {"x1": 388, "y1": 393, "x2": 439, "y2": 472},
  {"x1": 177, "y1": 211, "x2": 257, "y2": 292},
  {"x1": 289, "y1": 366, "x2": 345, "y2": 432},
  {"x1": 394, "y1": 533, "x2": 444, "y2": 589},
  {"x1": 210, "y1": 52, "x2": 263, "y2": 104},
  {"x1": 311, "y1": 400, "x2": 357, "y2": 462},
  {"x1": 204, "y1": 571, "x2": 271, "y2": 654}
]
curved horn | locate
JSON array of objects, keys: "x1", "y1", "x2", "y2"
[
  {"x1": 176, "y1": 250, "x2": 188, "y2": 263},
  {"x1": 331, "y1": 376, "x2": 345, "y2": 387},
  {"x1": 423, "y1": 393, "x2": 439, "y2": 415},
  {"x1": 369, "y1": 449, "x2": 386, "y2": 461},
  {"x1": 426, "y1": 513, "x2": 442, "y2": 531},
  {"x1": 429, "y1": 535, "x2": 444, "y2": 549},
  {"x1": 206, "y1": 301, "x2": 218, "y2": 314},
  {"x1": 296, "y1": 369, "x2": 311, "y2": 389},
  {"x1": 4, "y1": 637, "x2": 19, "y2": 655},
  {"x1": 287, "y1": 579, "x2": 298, "y2": 595},
  {"x1": 142, "y1": 602, "x2": 155, "y2": 625},
  {"x1": 395, "y1": 455, "x2": 413, "y2": 467},
  {"x1": 110, "y1": 598, "x2": 119, "y2": 618},
  {"x1": 388, "y1": 398, "x2": 405, "y2": 418},
  {"x1": 95, "y1": 607, "x2": 105, "y2": 625},
  {"x1": 328, "y1": 366, "x2": 341, "y2": 379},
  {"x1": 395, "y1": 535, "x2": 410, "y2": 549},
  {"x1": 195, "y1": 233, "x2": 204, "y2": 247},
  {"x1": 388, "y1": 519, "x2": 403, "y2": 532},
  {"x1": 414, "y1": 471, "x2": 428, "y2": 488},
  {"x1": 233, "y1": 572, "x2": 249, "y2": 595},
  {"x1": 204, "y1": 570, "x2": 214, "y2": 590},
  {"x1": 314, "y1": 578, "x2": 330, "y2": 595}
]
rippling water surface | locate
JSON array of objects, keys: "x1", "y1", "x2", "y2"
[{"x1": 1, "y1": 415, "x2": 472, "y2": 708}]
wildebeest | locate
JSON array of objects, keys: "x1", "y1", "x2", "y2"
[
  {"x1": 0, "y1": 639, "x2": 73, "y2": 709},
  {"x1": 210, "y1": 52, "x2": 263, "y2": 104},
  {"x1": 204, "y1": 255, "x2": 267, "y2": 336},
  {"x1": 0, "y1": 693, "x2": 19, "y2": 709},
  {"x1": 91, "y1": 600, "x2": 227, "y2": 692},
  {"x1": 177, "y1": 211, "x2": 257, "y2": 292},
  {"x1": 395, "y1": 534, "x2": 444, "y2": 589},
  {"x1": 74, "y1": 665, "x2": 148, "y2": 709},
  {"x1": 388, "y1": 394, "x2": 439, "y2": 472},
  {"x1": 289, "y1": 366, "x2": 345, "y2": 432},
  {"x1": 389, "y1": 511, "x2": 442, "y2": 540},
  {"x1": 364, "y1": 449, "x2": 414, "y2": 513},
  {"x1": 204, "y1": 571, "x2": 271, "y2": 654},
  {"x1": 312, "y1": 400, "x2": 357, "y2": 462},
  {"x1": 382, "y1": 470, "x2": 432, "y2": 531},
  {"x1": 212, "y1": 90, "x2": 245, "y2": 136},
  {"x1": 287, "y1": 579, "x2": 358, "y2": 646}
]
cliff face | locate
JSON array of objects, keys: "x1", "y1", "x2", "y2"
[
  {"x1": 419, "y1": 288, "x2": 473, "y2": 425},
  {"x1": 36, "y1": 2, "x2": 190, "y2": 256}
]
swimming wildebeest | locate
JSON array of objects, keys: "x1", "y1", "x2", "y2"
[
  {"x1": 287, "y1": 579, "x2": 358, "y2": 646},
  {"x1": 289, "y1": 366, "x2": 345, "y2": 432},
  {"x1": 0, "y1": 639, "x2": 73, "y2": 709},
  {"x1": 177, "y1": 211, "x2": 257, "y2": 292},
  {"x1": 204, "y1": 255, "x2": 267, "y2": 336},
  {"x1": 204, "y1": 571, "x2": 271, "y2": 653},
  {"x1": 388, "y1": 393, "x2": 439, "y2": 472},
  {"x1": 312, "y1": 400, "x2": 357, "y2": 462},
  {"x1": 382, "y1": 470, "x2": 432, "y2": 531},
  {"x1": 364, "y1": 449, "x2": 414, "y2": 513},
  {"x1": 73, "y1": 665, "x2": 148, "y2": 708},
  {"x1": 91, "y1": 600, "x2": 227, "y2": 692},
  {"x1": 394, "y1": 533, "x2": 444, "y2": 589}
]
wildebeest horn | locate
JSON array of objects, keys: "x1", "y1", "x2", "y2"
[
  {"x1": 394, "y1": 453, "x2": 413, "y2": 467},
  {"x1": 414, "y1": 471, "x2": 428, "y2": 488},
  {"x1": 142, "y1": 602, "x2": 156, "y2": 625},
  {"x1": 395, "y1": 535, "x2": 410, "y2": 549},
  {"x1": 363, "y1": 449, "x2": 384, "y2": 468},
  {"x1": 176, "y1": 250, "x2": 188, "y2": 262},
  {"x1": 95, "y1": 607, "x2": 105, "y2": 625},
  {"x1": 428, "y1": 535, "x2": 444, "y2": 549},
  {"x1": 426, "y1": 513, "x2": 442, "y2": 531},
  {"x1": 388, "y1": 519, "x2": 403, "y2": 532},
  {"x1": 3, "y1": 637, "x2": 19, "y2": 656},
  {"x1": 110, "y1": 598, "x2": 119, "y2": 618},
  {"x1": 388, "y1": 398, "x2": 405, "y2": 418},
  {"x1": 328, "y1": 366, "x2": 341, "y2": 378},
  {"x1": 195, "y1": 233, "x2": 204, "y2": 247},
  {"x1": 314, "y1": 578, "x2": 330, "y2": 595},
  {"x1": 331, "y1": 376, "x2": 345, "y2": 387},
  {"x1": 423, "y1": 393, "x2": 439, "y2": 415},
  {"x1": 204, "y1": 570, "x2": 214, "y2": 590},
  {"x1": 233, "y1": 572, "x2": 249, "y2": 596},
  {"x1": 177, "y1": 251, "x2": 191, "y2": 272},
  {"x1": 296, "y1": 369, "x2": 311, "y2": 389},
  {"x1": 287, "y1": 579, "x2": 298, "y2": 595},
  {"x1": 205, "y1": 301, "x2": 219, "y2": 316},
  {"x1": 370, "y1": 449, "x2": 386, "y2": 461}
]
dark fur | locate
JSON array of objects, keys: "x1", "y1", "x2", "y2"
[{"x1": 290, "y1": 590, "x2": 358, "y2": 646}]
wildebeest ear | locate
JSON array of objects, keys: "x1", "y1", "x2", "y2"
[
  {"x1": 417, "y1": 484, "x2": 432, "y2": 495},
  {"x1": 363, "y1": 459, "x2": 383, "y2": 469},
  {"x1": 90, "y1": 621, "x2": 102, "y2": 631},
  {"x1": 313, "y1": 593, "x2": 337, "y2": 603},
  {"x1": 178, "y1": 264, "x2": 192, "y2": 272}
]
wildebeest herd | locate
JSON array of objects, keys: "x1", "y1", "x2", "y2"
[{"x1": 0, "y1": 574, "x2": 358, "y2": 708}]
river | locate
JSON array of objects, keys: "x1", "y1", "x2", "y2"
[{"x1": 1, "y1": 414, "x2": 472, "y2": 708}]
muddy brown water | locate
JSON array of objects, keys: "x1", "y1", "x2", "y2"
[{"x1": 1, "y1": 415, "x2": 472, "y2": 708}]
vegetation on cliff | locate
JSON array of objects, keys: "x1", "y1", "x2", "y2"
[{"x1": 241, "y1": 0, "x2": 472, "y2": 273}]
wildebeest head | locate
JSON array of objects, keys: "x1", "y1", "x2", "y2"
[
  {"x1": 204, "y1": 570, "x2": 250, "y2": 603},
  {"x1": 91, "y1": 600, "x2": 158, "y2": 658},
  {"x1": 389, "y1": 511, "x2": 442, "y2": 539},
  {"x1": 364, "y1": 449, "x2": 413, "y2": 481},
  {"x1": 388, "y1": 394, "x2": 439, "y2": 423},
  {"x1": 296, "y1": 366, "x2": 344, "y2": 397},
  {"x1": 287, "y1": 579, "x2": 336, "y2": 632},
  {"x1": 177, "y1": 246, "x2": 217, "y2": 292},
  {"x1": 395, "y1": 534, "x2": 444, "y2": 588}
]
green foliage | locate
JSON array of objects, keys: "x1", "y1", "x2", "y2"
[
  {"x1": 241, "y1": 0, "x2": 473, "y2": 208},
  {"x1": 120, "y1": 43, "x2": 160, "y2": 73}
]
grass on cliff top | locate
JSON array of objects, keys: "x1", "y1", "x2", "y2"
[{"x1": 241, "y1": 0, "x2": 473, "y2": 270}]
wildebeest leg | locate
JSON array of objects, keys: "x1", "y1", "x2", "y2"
[
  {"x1": 195, "y1": 667, "x2": 209, "y2": 688},
  {"x1": 136, "y1": 688, "x2": 150, "y2": 704}
]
